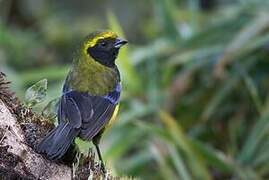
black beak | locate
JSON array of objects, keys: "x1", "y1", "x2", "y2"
[{"x1": 114, "y1": 38, "x2": 128, "y2": 48}]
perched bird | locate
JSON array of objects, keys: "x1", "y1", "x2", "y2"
[{"x1": 37, "y1": 30, "x2": 127, "y2": 170}]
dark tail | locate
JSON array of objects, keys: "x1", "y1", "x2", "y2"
[{"x1": 37, "y1": 123, "x2": 79, "y2": 160}]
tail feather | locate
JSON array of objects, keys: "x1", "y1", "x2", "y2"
[{"x1": 37, "y1": 123, "x2": 79, "y2": 160}]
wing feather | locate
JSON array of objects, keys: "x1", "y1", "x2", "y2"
[{"x1": 59, "y1": 83, "x2": 120, "y2": 141}]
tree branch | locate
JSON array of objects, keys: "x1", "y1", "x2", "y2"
[
  {"x1": 0, "y1": 100, "x2": 71, "y2": 179},
  {"x1": 0, "y1": 72, "x2": 117, "y2": 180}
]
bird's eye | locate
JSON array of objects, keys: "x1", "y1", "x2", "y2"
[{"x1": 100, "y1": 41, "x2": 107, "y2": 47}]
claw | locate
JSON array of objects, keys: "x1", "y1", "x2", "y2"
[{"x1": 100, "y1": 162, "x2": 106, "y2": 174}]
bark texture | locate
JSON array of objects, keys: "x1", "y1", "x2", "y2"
[
  {"x1": 0, "y1": 72, "x2": 117, "y2": 180},
  {"x1": 0, "y1": 100, "x2": 71, "y2": 180}
]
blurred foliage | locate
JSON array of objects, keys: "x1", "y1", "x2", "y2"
[{"x1": 1, "y1": 0, "x2": 269, "y2": 179}]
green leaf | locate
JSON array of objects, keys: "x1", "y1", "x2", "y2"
[
  {"x1": 168, "y1": 144, "x2": 192, "y2": 180},
  {"x1": 237, "y1": 63, "x2": 262, "y2": 114},
  {"x1": 42, "y1": 98, "x2": 59, "y2": 122},
  {"x1": 25, "y1": 79, "x2": 48, "y2": 107},
  {"x1": 237, "y1": 114, "x2": 269, "y2": 164},
  {"x1": 159, "y1": 111, "x2": 211, "y2": 180},
  {"x1": 190, "y1": 139, "x2": 233, "y2": 173},
  {"x1": 151, "y1": 142, "x2": 178, "y2": 180}
]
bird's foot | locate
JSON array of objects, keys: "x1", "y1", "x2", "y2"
[{"x1": 100, "y1": 161, "x2": 107, "y2": 174}]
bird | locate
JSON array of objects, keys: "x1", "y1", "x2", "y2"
[{"x1": 37, "y1": 30, "x2": 127, "y2": 171}]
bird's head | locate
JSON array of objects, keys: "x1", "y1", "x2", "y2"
[{"x1": 79, "y1": 30, "x2": 128, "y2": 67}]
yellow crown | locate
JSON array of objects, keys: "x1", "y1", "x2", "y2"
[{"x1": 85, "y1": 31, "x2": 118, "y2": 48}]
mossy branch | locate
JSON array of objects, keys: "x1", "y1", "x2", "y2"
[{"x1": 0, "y1": 72, "x2": 116, "y2": 180}]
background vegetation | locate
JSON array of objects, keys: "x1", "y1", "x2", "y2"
[{"x1": 1, "y1": 0, "x2": 269, "y2": 179}]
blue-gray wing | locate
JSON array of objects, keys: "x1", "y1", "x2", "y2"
[{"x1": 59, "y1": 84, "x2": 121, "y2": 140}]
